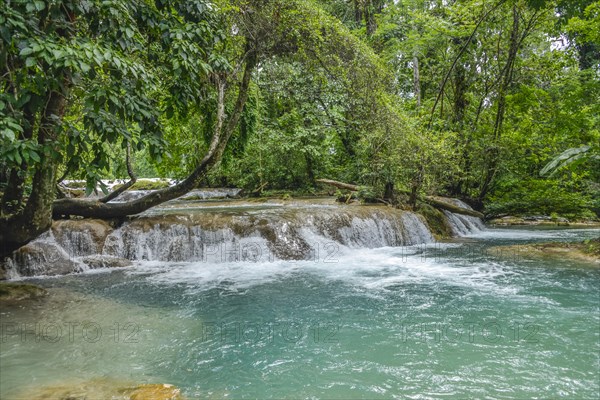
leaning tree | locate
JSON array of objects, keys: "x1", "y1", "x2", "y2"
[{"x1": 1, "y1": 0, "x2": 385, "y2": 257}]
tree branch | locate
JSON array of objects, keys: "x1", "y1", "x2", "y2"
[
  {"x1": 52, "y1": 49, "x2": 258, "y2": 219},
  {"x1": 99, "y1": 142, "x2": 138, "y2": 203},
  {"x1": 428, "y1": 0, "x2": 505, "y2": 128}
]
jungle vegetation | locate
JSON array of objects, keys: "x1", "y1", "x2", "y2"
[{"x1": 1, "y1": 0, "x2": 599, "y2": 255}]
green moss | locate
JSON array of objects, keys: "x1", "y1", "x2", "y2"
[
  {"x1": 62, "y1": 180, "x2": 87, "y2": 189},
  {"x1": 581, "y1": 238, "x2": 600, "y2": 257},
  {"x1": 417, "y1": 203, "x2": 453, "y2": 238},
  {"x1": 69, "y1": 189, "x2": 85, "y2": 198},
  {"x1": 132, "y1": 179, "x2": 171, "y2": 190},
  {"x1": 113, "y1": 179, "x2": 172, "y2": 191},
  {"x1": 0, "y1": 283, "x2": 48, "y2": 302}
]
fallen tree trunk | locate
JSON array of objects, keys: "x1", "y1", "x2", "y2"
[
  {"x1": 316, "y1": 178, "x2": 484, "y2": 218},
  {"x1": 422, "y1": 196, "x2": 484, "y2": 218},
  {"x1": 316, "y1": 179, "x2": 360, "y2": 191}
]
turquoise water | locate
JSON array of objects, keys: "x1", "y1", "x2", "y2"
[{"x1": 1, "y1": 227, "x2": 599, "y2": 399}]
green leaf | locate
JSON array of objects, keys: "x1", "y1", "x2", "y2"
[
  {"x1": 1, "y1": 129, "x2": 15, "y2": 141},
  {"x1": 30, "y1": 151, "x2": 41, "y2": 163},
  {"x1": 540, "y1": 146, "x2": 592, "y2": 176},
  {"x1": 79, "y1": 61, "x2": 91, "y2": 73},
  {"x1": 20, "y1": 47, "x2": 33, "y2": 56}
]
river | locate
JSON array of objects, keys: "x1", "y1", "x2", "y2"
[{"x1": 0, "y1": 201, "x2": 598, "y2": 399}]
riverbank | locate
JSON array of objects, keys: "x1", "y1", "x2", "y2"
[{"x1": 488, "y1": 215, "x2": 600, "y2": 228}]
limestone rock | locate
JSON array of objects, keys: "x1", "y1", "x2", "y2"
[
  {"x1": 11, "y1": 379, "x2": 184, "y2": 400},
  {"x1": 127, "y1": 384, "x2": 183, "y2": 400},
  {"x1": 10, "y1": 241, "x2": 79, "y2": 276},
  {"x1": 80, "y1": 255, "x2": 133, "y2": 269},
  {"x1": 0, "y1": 283, "x2": 47, "y2": 302}
]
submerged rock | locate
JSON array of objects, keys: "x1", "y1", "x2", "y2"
[
  {"x1": 7, "y1": 241, "x2": 79, "y2": 276},
  {"x1": 80, "y1": 255, "x2": 133, "y2": 269},
  {"x1": 126, "y1": 383, "x2": 183, "y2": 400},
  {"x1": 0, "y1": 283, "x2": 47, "y2": 302},
  {"x1": 489, "y1": 242, "x2": 600, "y2": 265},
  {"x1": 11, "y1": 379, "x2": 184, "y2": 400}
]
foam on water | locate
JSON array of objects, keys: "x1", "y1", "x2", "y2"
[{"x1": 122, "y1": 243, "x2": 526, "y2": 299}]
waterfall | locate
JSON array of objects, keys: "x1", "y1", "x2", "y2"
[
  {"x1": 400, "y1": 212, "x2": 436, "y2": 245},
  {"x1": 1, "y1": 199, "x2": 483, "y2": 278},
  {"x1": 441, "y1": 199, "x2": 485, "y2": 236}
]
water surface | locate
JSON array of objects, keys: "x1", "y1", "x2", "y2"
[{"x1": 1, "y1": 227, "x2": 598, "y2": 399}]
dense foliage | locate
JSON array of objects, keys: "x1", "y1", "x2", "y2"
[
  {"x1": 1, "y1": 0, "x2": 599, "y2": 252},
  {"x1": 217, "y1": 0, "x2": 598, "y2": 218}
]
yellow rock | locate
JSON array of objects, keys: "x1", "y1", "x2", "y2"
[
  {"x1": 127, "y1": 384, "x2": 183, "y2": 400},
  {"x1": 9, "y1": 379, "x2": 184, "y2": 400}
]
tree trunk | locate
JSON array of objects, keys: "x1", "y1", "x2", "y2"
[
  {"x1": 354, "y1": 0, "x2": 363, "y2": 26},
  {"x1": 479, "y1": 4, "x2": 519, "y2": 201},
  {"x1": 316, "y1": 178, "x2": 484, "y2": 218},
  {"x1": 1, "y1": 106, "x2": 36, "y2": 214},
  {"x1": 0, "y1": 88, "x2": 68, "y2": 257},
  {"x1": 383, "y1": 181, "x2": 394, "y2": 201},
  {"x1": 1, "y1": 167, "x2": 27, "y2": 214},
  {"x1": 365, "y1": 1, "x2": 376, "y2": 37},
  {"x1": 305, "y1": 153, "x2": 315, "y2": 185},
  {"x1": 413, "y1": 55, "x2": 421, "y2": 108},
  {"x1": 423, "y1": 196, "x2": 484, "y2": 218},
  {"x1": 99, "y1": 142, "x2": 137, "y2": 203},
  {"x1": 446, "y1": 41, "x2": 469, "y2": 196},
  {"x1": 428, "y1": 0, "x2": 504, "y2": 127},
  {"x1": 316, "y1": 179, "x2": 360, "y2": 192}
]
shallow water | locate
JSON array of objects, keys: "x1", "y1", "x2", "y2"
[{"x1": 1, "y1": 227, "x2": 599, "y2": 399}]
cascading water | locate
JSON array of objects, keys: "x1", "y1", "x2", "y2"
[
  {"x1": 0, "y1": 199, "x2": 481, "y2": 278},
  {"x1": 442, "y1": 199, "x2": 485, "y2": 236}
]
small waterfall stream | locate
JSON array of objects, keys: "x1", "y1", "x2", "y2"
[
  {"x1": 1, "y1": 199, "x2": 483, "y2": 278},
  {"x1": 442, "y1": 199, "x2": 486, "y2": 236}
]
